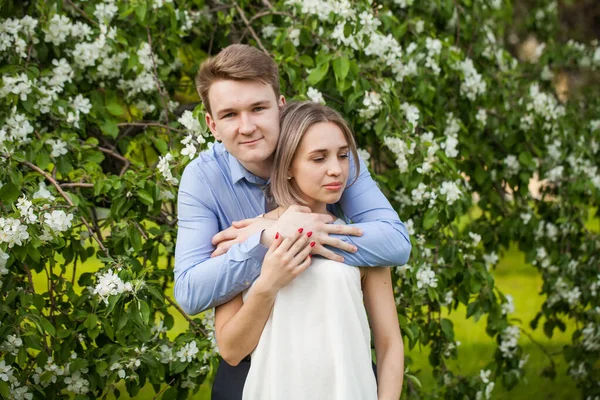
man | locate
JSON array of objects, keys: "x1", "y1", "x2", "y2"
[{"x1": 174, "y1": 44, "x2": 411, "y2": 398}]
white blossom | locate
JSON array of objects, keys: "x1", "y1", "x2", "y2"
[
  {"x1": 359, "y1": 91, "x2": 383, "y2": 119},
  {"x1": 44, "y1": 210, "x2": 73, "y2": 232},
  {"x1": 480, "y1": 369, "x2": 492, "y2": 384},
  {"x1": 476, "y1": 109, "x2": 488, "y2": 126},
  {"x1": 33, "y1": 181, "x2": 55, "y2": 201},
  {"x1": 262, "y1": 25, "x2": 277, "y2": 38},
  {"x1": 394, "y1": 0, "x2": 414, "y2": 8},
  {"x1": 499, "y1": 325, "x2": 520, "y2": 358},
  {"x1": 0, "y1": 73, "x2": 34, "y2": 101},
  {"x1": 2, "y1": 334, "x2": 23, "y2": 355},
  {"x1": 47, "y1": 139, "x2": 68, "y2": 158},
  {"x1": 306, "y1": 87, "x2": 325, "y2": 104},
  {"x1": 384, "y1": 136, "x2": 415, "y2": 173},
  {"x1": 178, "y1": 111, "x2": 206, "y2": 137},
  {"x1": 439, "y1": 181, "x2": 462, "y2": 205},
  {"x1": 0, "y1": 250, "x2": 8, "y2": 275},
  {"x1": 92, "y1": 269, "x2": 134, "y2": 305},
  {"x1": 400, "y1": 102, "x2": 420, "y2": 132},
  {"x1": 456, "y1": 58, "x2": 487, "y2": 100},
  {"x1": 175, "y1": 341, "x2": 199, "y2": 362},
  {"x1": 416, "y1": 266, "x2": 437, "y2": 289},
  {"x1": 64, "y1": 371, "x2": 90, "y2": 394},
  {"x1": 94, "y1": 0, "x2": 119, "y2": 23},
  {"x1": 17, "y1": 196, "x2": 37, "y2": 224},
  {"x1": 483, "y1": 252, "x2": 499, "y2": 270},
  {"x1": 503, "y1": 155, "x2": 520, "y2": 176},
  {"x1": 44, "y1": 15, "x2": 72, "y2": 46},
  {"x1": 357, "y1": 148, "x2": 371, "y2": 163},
  {"x1": 0, "y1": 217, "x2": 29, "y2": 247},
  {"x1": 468, "y1": 232, "x2": 482, "y2": 247},
  {"x1": 501, "y1": 294, "x2": 515, "y2": 315},
  {"x1": 0, "y1": 360, "x2": 13, "y2": 382},
  {"x1": 157, "y1": 153, "x2": 179, "y2": 185}
]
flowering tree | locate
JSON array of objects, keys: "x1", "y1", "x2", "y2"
[{"x1": 0, "y1": 0, "x2": 598, "y2": 399}]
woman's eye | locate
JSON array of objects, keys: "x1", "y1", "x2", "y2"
[
  {"x1": 312, "y1": 158, "x2": 325, "y2": 162},
  {"x1": 339, "y1": 153, "x2": 350, "y2": 159}
]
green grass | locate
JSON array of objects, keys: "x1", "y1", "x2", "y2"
[{"x1": 405, "y1": 243, "x2": 577, "y2": 399}]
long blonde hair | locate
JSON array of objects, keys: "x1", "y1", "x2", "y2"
[{"x1": 271, "y1": 101, "x2": 360, "y2": 208}]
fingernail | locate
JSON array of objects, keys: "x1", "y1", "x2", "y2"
[
  {"x1": 353, "y1": 246, "x2": 358, "y2": 252},
  {"x1": 310, "y1": 242, "x2": 315, "y2": 247},
  {"x1": 307, "y1": 231, "x2": 313, "y2": 237},
  {"x1": 298, "y1": 228, "x2": 304, "y2": 233},
  {"x1": 308, "y1": 255, "x2": 312, "y2": 258},
  {"x1": 275, "y1": 232, "x2": 280, "y2": 239}
]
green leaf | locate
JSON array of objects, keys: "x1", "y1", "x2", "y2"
[
  {"x1": 440, "y1": 318, "x2": 454, "y2": 341},
  {"x1": 298, "y1": 55, "x2": 314, "y2": 67},
  {"x1": 135, "y1": 3, "x2": 148, "y2": 23},
  {"x1": 106, "y1": 101, "x2": 125, "y2": 117},
  {"x1": 39, "y1": 317, "x2": 56, "y2": 337},
  {"x1": 84, "y1": 314, "x2": 98, "y2": 330},
  {"x1": 138, "y1": 300, "x2": 151, "y2": 325},
  {"x1": 332, "y1": 56, "x2": 350, "y2": 81},
  {"x1": 422, "y1": 208, "x2": 438, "y2": 230},
  {"x1": 137, "y1": 189, "x2": 154, "y2": 206},
  {"x1": 307, "y1": 62, "x2": 329, "y2": 86},
  {"x1": 101, "y1": 119, "x2": 119, "y2": 138},
  {"x1": 0, "y1": 182, "x2": 19, "y2": 204},
  {"x1": 0, "y1": 381, "x2": 10, "y2": 398}
]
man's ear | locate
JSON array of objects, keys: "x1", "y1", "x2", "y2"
[
  {"x1": 278, "y1": 95, "x2": 286, "y2": 108},
  {"x1": 205, "y1": 112, "x2": 221, "y2": 141}
]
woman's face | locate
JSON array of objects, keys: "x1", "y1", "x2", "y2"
[{"x1": 289, "y1": 121, "x2": 350, "y2": 213}]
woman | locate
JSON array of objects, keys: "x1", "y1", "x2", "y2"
[{"x1": 214, "y1": 101, "x2": 404, "y2": 400}]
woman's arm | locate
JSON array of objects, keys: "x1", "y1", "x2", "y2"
[
  {"x1": 214, "y1": 228, "x2": 313, "y2": 366},
  {"x1": 214, "y1": 283, "x2": 276, "y2": 366},
  {"x1": 362, "y1": 267, "x2": 404, "y2": 400}
]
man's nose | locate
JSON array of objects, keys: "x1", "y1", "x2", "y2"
[{"x1": 238, "y1": 113, "x2": 256, "y2": 135}]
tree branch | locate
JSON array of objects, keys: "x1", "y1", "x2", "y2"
[
  {"x1": 97, "y1": 146, "x2": 131, "y2": 177},
  {"x1": 165, "y1": 296, "x2": 207, "y2": 337},
  {"x1": 234, "y1": 3, "x2": 269, "y2": 55},
  {"x1": 146, "y1": 28, "x2": 172, "y2": 130},
  {"x1": 22, "y1": 160, "x2": 110, "y2": 257}
]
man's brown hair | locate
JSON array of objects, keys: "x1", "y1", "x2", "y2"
[{"x1": 195, "y1": 44, "x2": 281, "y2": 115}]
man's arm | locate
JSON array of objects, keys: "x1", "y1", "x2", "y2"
[
  {"x1": 332, "y1": 154, "x2": 411, "y2": 266},
  {"x1": 174, "y1": 166, "x2": 268, "y2": 315}
]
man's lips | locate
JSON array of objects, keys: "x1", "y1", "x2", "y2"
[{"x1": 240, "y1": 138, "x2": 262, "y2": 145}]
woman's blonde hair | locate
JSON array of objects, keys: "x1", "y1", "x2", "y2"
[{"x1": 271, "y1": 101, "x2": 360, "y2": 208}]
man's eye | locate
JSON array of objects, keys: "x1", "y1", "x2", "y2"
[
  {"x1": 253, "y1": 107, "x2": 265, "y2": 112},
  {"x1": 222, "y1": 113, "x2": 235, "y2": 119}
]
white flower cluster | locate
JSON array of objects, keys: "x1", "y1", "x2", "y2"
[
  {"x1": 44, "y1": 210, "x2": 74, "y2": 233},
  {"x1": 201, "y1": 309, "x2": 219, "y2": 361},
  {"x1": 1, "y1": 334, "x2": 23, "y2": 355},
  {"x1": 175, "y1": 341, "x2": 200, "y2": 362},
  {"x1": 483, "y1": 252, "x2": 499, "y2": 271},
  {"x1": 411, "y1": 182, "x2": 437, "y2": 208},
  {"x1": 0, "y1": 16, "x2": 38, "y2": 59},
  {"x1": 0, "y1": 109, "x2": 34, "y2": 149},
  {"x1": 92, "y1": 269, "x2": 134, "y2": 305},
  {"x1": 526, "y1": 83, "x2": 565, "y2": 123},
  {"x1": 581, "y1": 323, "x2": 600, "y2": 351},
  {"x1": 501, "y1": 294, "x2": 515, "y2": 315},
  {"x1": 384, "y1": 136, "x2": 415, "y2": 173},
  {"x1": 456, "y1": 58, "x2": 487, "y2": 101},
  {"x1": 534, "y1": 220, "x2": 559, "y2": 242},
  {"x1": 0, "y1": 249, "x2": 8, "y2": 276},
  {"x1": 119, "y1": 41, "x2": 163, "y2": 98},
  {"x1": 416, "y1": 266, "x2": 437, "y2": 289},
  {"x1": 475, "y1": 369, "x2": 495, "y2": 400},
  {"x1": 441, "y1": 113, "x2": 460, "y2": 158},
  {"x1": 503, "y1": 154, "x2": 520, "y2": 177},
  {"x1": 547, "y1": 277, "x2": 581, "y2": 307},
  {"x1": 358, "y1": 91, "x2": 383, "y2": 119},
  {"x1": 17, "y1": 196, "x2": 37, "y2": 224},
  {"x1": 425, "y1": 38, "x2": 442, "y2": 75},
  {"x1": 178, "y1": 111, "x2": 208, "y2": 159},
  {"x1": 157, "y1": 153, "x2": 179, "y2": 185},
  {"x1": 32, "y1": 356, "x2": 66, "y2": 387},
  {"x1": 46, "y1": 139, "x2": 68, "y2": 158},
  {"x1": 64, "y1": 371, "x2": 89, "y2": 394},
  {"x1": 94, "y1": 0, "x2": 119, "y2": 23},
  {"x1": 306, "y1": 87, "x2": 325, "y2": 104},
  {"x1": 417, "y1": 132, "x2": 439, "y2": 174},
  {"x1": 439, "y1": 181, "x2": 462, "y2": 205},
  {"x1": 565, "y1": 153, "x2": 600, "y2": 191},
  {"x1": 0, "y1": 217, "x2": 29, "y2": 248},
  {"x1": 499, "y1": 325, "x2": 520, "y2": 358},
  {"x1": 0, "y1": 73, "x2": 34, "y2": 101},
  {"x1": 400, "y1": 102, "x2": 420, "y2": 133}
]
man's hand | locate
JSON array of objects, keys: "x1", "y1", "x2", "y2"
[
  {"x1": 261, "y1": 205, "x2": 363, "y2": 263},
  {"x1": 211, "y1": 217, "x2": 273, "y2": 257}
]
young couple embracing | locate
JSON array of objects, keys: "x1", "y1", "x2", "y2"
[{"x1": 174, "y1": 44, "x2": 411, "y2": 399}]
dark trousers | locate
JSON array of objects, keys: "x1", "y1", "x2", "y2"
[{"x1": 211, "y1": 357, "x2": 378, "y2": 400}]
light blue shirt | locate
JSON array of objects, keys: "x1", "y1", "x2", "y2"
[{"x1": 174, "y1": 142, "x2": 411, "y2": 315}]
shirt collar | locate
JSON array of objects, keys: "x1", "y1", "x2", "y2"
[{"x1": 228, "y1": 152, "x2": 268, "y2": 185}]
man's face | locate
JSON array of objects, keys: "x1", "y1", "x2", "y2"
[{"x1": 206, "y1": 79, "x2": 284, "y2": 176}]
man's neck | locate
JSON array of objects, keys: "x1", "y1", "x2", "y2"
[{"x1": 239, "y1": 159, "x2": 273, "y2": 180}]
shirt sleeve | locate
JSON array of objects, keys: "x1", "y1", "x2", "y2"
[
  {"x1": 332, "y1": 153, "x2": 412, "y2": 267},
  {"x1": 173, "y1": 164, "x2": 267, "y2": 315}
]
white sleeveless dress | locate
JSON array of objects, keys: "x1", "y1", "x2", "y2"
[{"x1": 241, "y1": 231, "x2": 378, "y2": 399}]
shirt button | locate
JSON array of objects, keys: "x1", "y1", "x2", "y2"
[{"x1": 245, "y1": 281, "x2": 250, "y2": 286}]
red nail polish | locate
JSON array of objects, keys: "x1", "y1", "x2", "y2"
[
  {"x1": 307, "y1": 231, "x2": 313, "y2": 237},
  {"x1": 298, "y1": 228, "x2": 304, "y2": 233},
  {"x1": 308, "y1": 255, "x2": 312, "y2": 258},
  {"x1": 275, "y1": 232, "x2": 280, "y2": 239},
  {"x1": 310, "y1": 242, "x2": 315, "y2": 247}
]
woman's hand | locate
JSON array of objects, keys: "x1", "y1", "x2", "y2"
[{"x1": 254, "y1": 227, "x2": 314, "y2": 295}]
